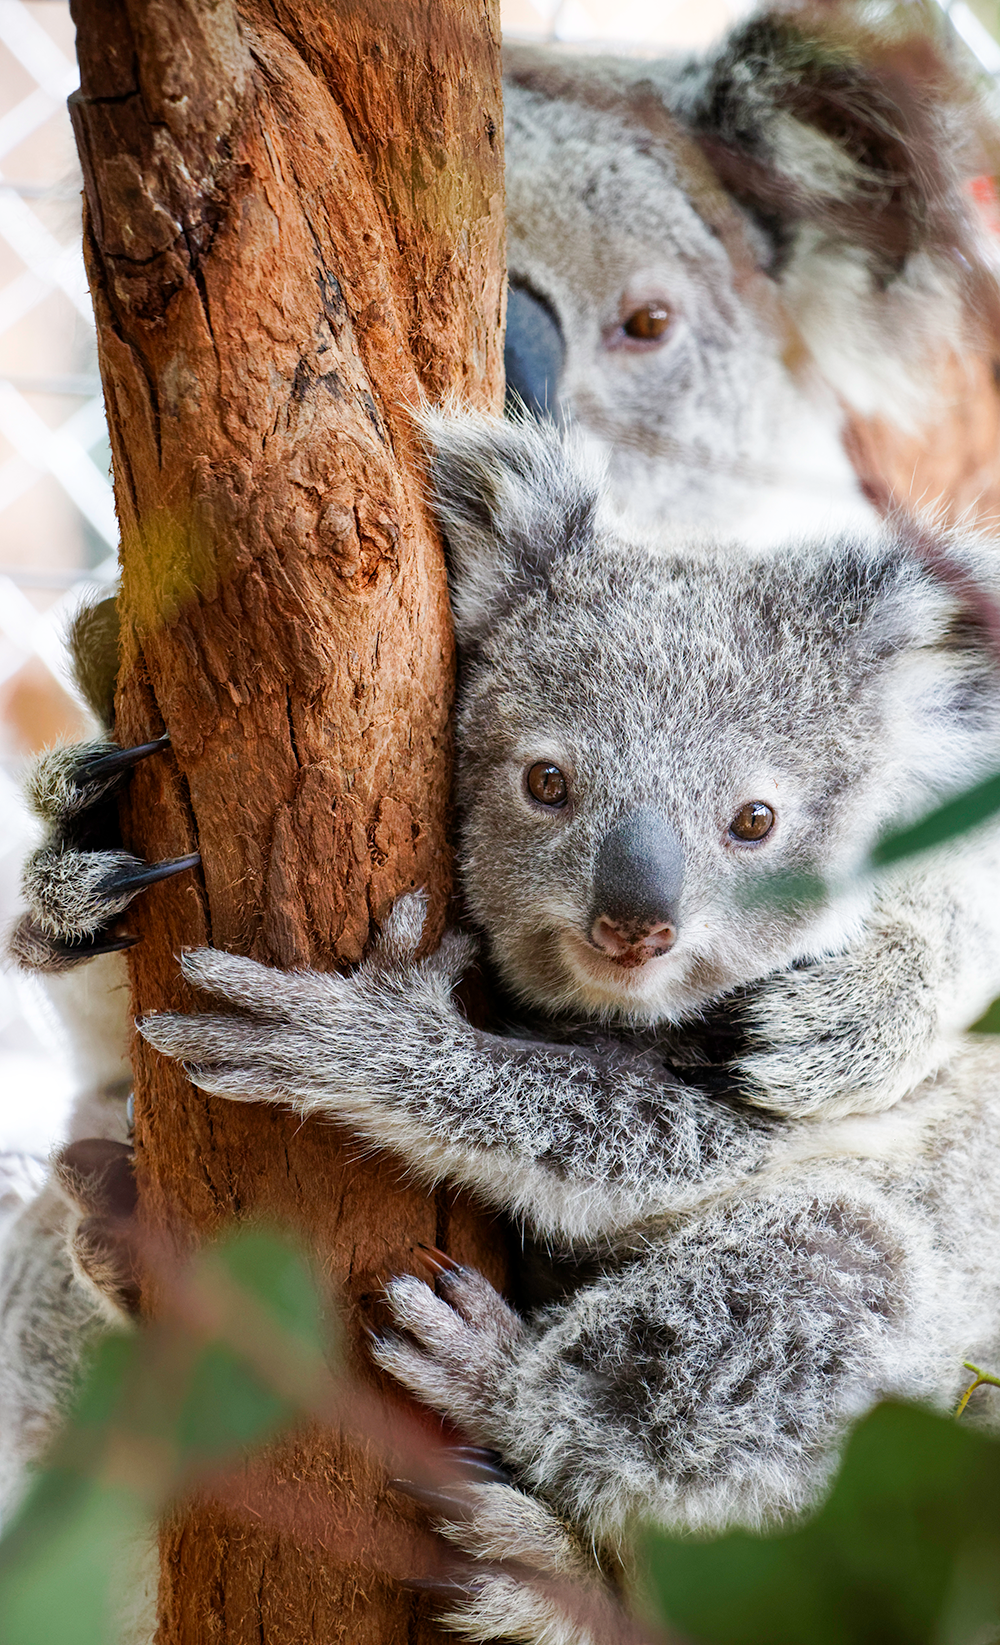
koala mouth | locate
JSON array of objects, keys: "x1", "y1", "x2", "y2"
[{"x1": 563, "y1": 928, "x2": 677, "y2": 989}]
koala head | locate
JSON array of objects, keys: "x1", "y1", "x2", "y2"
[
  {"x1": 503, "y1": 9, "x2": 999, "y2": 539},
  {"x1": 426, "y1": 410, "x2": 1000, "y2": 1026}
]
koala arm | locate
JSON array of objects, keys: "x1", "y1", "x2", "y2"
[
  {"x1": 138, "y1": 896, "x2": 779, "y2": 1243},
  {"x1": 0, "y1": 1177, "x2": 114, "y2": 1520},
  {"x1": 734, "y1": 839, "x2": 1000, "y2": 1118},
  {"x1": 375, "y1": 1180, "x2": 941, "y2": 1550}
]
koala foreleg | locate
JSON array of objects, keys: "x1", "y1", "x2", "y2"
[
  {"x1": 138, "y1": 895, "x2": 779, "y2": 1243},
  {"x1": 731, "y1": 844, "x2": 1000, "y2": 1118},
  {"x1": 375, "y1": 1185, "x2": 934, "y2": 1546}
]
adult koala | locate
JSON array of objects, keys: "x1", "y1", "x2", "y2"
[{"x1": 503, "y1": 6, "x2": 1000, "y2": 539}]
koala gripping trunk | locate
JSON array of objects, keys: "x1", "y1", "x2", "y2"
[{"x1": 67, "y1": 0, "x2": 505, "y2": 1639}]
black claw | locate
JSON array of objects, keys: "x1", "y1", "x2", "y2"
[
  {"x1": 399, "y1": 1575, "x2": 478, "y2": 1601},
  {"x1": 111, "y1": 852, "x2": 201, "y2": 894},
  {"x1": 52, "y1": 932, "x2": 141, "y2": 960},
  {"x1": 388, "y1": 1479, "x2": 471, "y2": 1517},
  {"x1": 450, "y1": 1447, "x2": 511, "y2": 1485},
  {"x1": 80, "y1": 735, "x2": 171, "y2": 783}
]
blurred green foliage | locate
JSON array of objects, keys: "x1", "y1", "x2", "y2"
[
  {"x1": 0, "y1": 1227, "x2": 331, "y2": 1645},
  {"x1": 644, "y1": 1401, "x2": 1000, "y2": 1645},
  {"x1": 872, "y1": 770, "x2": 1000, "y2": 869}
]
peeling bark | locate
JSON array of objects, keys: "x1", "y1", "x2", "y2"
[{"x1": 67, "y1": 0, "x2": 505, "y2": 1637}]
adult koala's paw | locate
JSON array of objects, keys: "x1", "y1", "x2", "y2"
[
  {"x1": 10, "y1": 735, "x2": 199, "y2": 974},
  {"x1": 54, "y1": 1137, "x2": 141, "y2": 1323},
  {"x1": 138, "y1": 892, "x2": 477, "y2": 1114},
  {"x1": 732, "y1": 940, "x2": 939, "y2": 1118}
]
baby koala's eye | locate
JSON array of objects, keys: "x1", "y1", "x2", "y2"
[
  {"x1": 526, "y1": 762, "x2": 569, "y2": 808},
  {"x1": 622, "y1": 302, "x2": 672, "y2": 342},
  {"x1": 729, "y1": 801, "x2": 775, "y2": 843}
]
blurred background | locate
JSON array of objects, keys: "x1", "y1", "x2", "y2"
[{"x1": 0, "y1": 0, "x2": 999, "y2": 1193}]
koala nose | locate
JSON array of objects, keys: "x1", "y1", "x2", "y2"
[
  {"x1": 504, "y1": 282, "x2": 564, "y2": 420},
  {"x1": 590, "y1": 809, "x2": 684, "y2": 965}
]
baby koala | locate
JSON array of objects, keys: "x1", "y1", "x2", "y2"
[{"x1": 138, "y1": 414, "x2": 1000, "y2": 1639}]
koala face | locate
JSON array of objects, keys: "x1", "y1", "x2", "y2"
[
  {"x1": 503, "y1": 16, "x2": 996, "y2": 543},
  {"x1": 458, "y1": 544, "x2": 891, "y2": 1022},
  {"x1": 504, "y1": 78, "x2": 849, "y2": 543},
  {"x1": 429, "y1": 411, "x2": 1000, "y2": 1027}
]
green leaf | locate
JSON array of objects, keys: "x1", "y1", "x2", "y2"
[
  {"x1": 970, "y1": 995, "x2": 1000, "y2": 1034},
  {"x1": 208, "y1": 1225, "x2": 330, "y2": 1359},
  {"x1": 643, "y1": 1402, "x2": 1000, "y2": 1645},
  {"x1": 871, "y1": 770, "x2": 1000, "y2": 868},
  {"x1": 0, "y1": 1225, "x2": 334, "y2": 1645},
  {"x1": 173, "y1": 1340, "x2": 295, "y2": 1462},
  {"x1": 737, "y1": 870, "x2": 828, "y2": 913},
  {"x1": 0, "y1": 1477, "x2": 145, "y2": 1645}
]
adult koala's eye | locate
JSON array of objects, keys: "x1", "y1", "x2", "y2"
[
  {"x1": 622, "y1": 302, "x2": 672, "y2": 342},
  {"x1": 729, "y1": 802, "x2": 775, "y2": 843},
  {"x1": 527, "y1": 762, "x2": 569, "y2": 808}
]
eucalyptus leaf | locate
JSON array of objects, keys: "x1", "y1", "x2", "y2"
[
  {"x1": 643, "y1": 1402, "x2": 1000, "y2": 1645},
  {"x1": 871, "y1": 770, "x2": 1000, "y2": 868},
  {"x1": 0, "y1": 1226, "x2": 333, "y2": 1645}
]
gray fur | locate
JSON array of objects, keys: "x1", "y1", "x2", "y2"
[
  {"x1": 0, "y1": 956, "x2": 134, "y2": 1521},
  {"x1": 136, "y1": 415, "x2": 1000, "y2": 1641}
]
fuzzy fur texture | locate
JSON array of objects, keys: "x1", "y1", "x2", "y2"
[{"x1": 134, "y1": 415, "x2": 1000, "y2": 1641}]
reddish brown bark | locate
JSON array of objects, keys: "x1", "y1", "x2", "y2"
[{"x1": 67, "y1": 0, "x2": 505, "y2": 1637}]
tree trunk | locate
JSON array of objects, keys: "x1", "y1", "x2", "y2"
[{"x1": 67, "y1": 1, "x2": 505, "y2": 1639}]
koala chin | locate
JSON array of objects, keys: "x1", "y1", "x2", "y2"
[{"x1": 130, "y1": 413, "x2": 1000, "y2": 1641}]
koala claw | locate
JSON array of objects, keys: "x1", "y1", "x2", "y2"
[
  {"x1": 13, "y1": 732, "x2": 194, "y2": 974},
  {"x1": 111, "y1": 852, "x2": 201, "y2": 895},
  {"x1": 373, "y1": 1267, "x2": 524, "y2": 1441},
  {"x1": 8, "y1": 916, "x2": 140, "y2": 974},
  {"x1": 449, "y1": 1446, "x2": 512, "y2": 1485},
  {"x1": 400, "y1": 1573, "x2": 482, "y2": 1603},
  {"x1": 413, "y1": 1242, "x2": 465, "y2": 1279},
  {"x1": 77, "y1": 734, "x2": 171, "y2": 785}
]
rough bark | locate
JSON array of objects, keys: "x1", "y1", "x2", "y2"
[{"x1": 67, "y1": 0, "x2": 505, "y2": 1639}]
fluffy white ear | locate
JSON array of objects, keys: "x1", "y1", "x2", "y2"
[
  {"x1": 419, "y1": 408, "x2": 604, "y2": 646},
  {"x1": 847, "y1": 533, "x2": 1000, "y2": 814}
]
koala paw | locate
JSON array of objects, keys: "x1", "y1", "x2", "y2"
[
  {"x1": 732, "y1": 945, "x2": 937, "y2": 1117},
  {"x1": 373, "y1": 1255, "x2": 524, "y2": 1444},
  {"x1": 11, "y1": 736, "x2": 199, "y2": 973},
  {"x1": 54, "y1": 1137, "x2": 141, "y2": 1323},
  {"x1": 395, "y1": 1465, "x2": 619, "y2": 1645},
  {"x1": 138, "y1": 892, "x2": 477, "y2": 1110}
]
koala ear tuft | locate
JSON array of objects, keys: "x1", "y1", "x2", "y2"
[
  {"x1": 419, "y1": 408, "x2": 604, "y2": 646},
  {"x1": 687, "y1": 9, "x2": 997, "y2": 287},
  {"x1": 827, "y1": 529, "x2": 1000, "y2": 808}
]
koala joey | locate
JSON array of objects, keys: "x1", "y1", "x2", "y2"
[
  {"x1": 504, "y1": 7, "x2": 1000, "y2": 540},
  {"x1": 127, "y1": 413, "x2": 1000, "y2": 1641}
]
